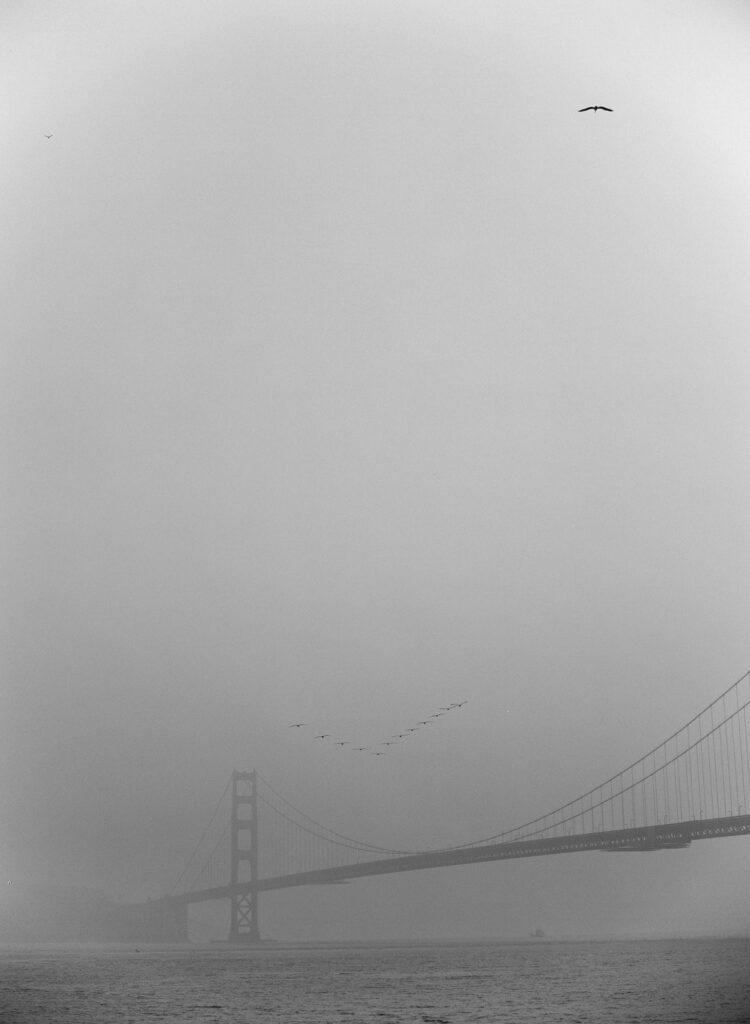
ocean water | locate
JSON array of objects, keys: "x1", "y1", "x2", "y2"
[{"x1": 0, "y1": 938, "x2": 748, "y2": 1024}]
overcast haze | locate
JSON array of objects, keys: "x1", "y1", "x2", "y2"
[{"x1": 3, "y1": 1, "x2": 750, "y2": 940}]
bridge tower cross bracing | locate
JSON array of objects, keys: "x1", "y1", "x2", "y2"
[{"x1": 228, "y1": 769, "x2": 261, "y2": 943}]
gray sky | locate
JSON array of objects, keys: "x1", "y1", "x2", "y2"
[{"x1": 2, "y1": 0, "x2": 750, "y2": 940}]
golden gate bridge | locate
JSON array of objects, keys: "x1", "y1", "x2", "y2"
[{"x1": 117, "y1": 669, "x2": 750, "y2": 942}]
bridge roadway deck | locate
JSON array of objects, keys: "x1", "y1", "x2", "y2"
[{"x1": 171, "y1": 814, "x2": 750, "y2": 906}]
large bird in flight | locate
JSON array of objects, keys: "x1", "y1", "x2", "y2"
[{"x1": 579, "y1": 106, "x2": 612, "y2": 112}]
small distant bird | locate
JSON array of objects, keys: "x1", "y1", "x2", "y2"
[
  {"x1": 356, "y1": 747, "x2": 369, "y2": 752},
  {"x1": 288, "y1": 723, "x2": 307, "y2": 728},
  {"x1": 407, "y1": 727, "x2": 419, "y2": 732},
  {"x1": 334, "y1": 741, "x2": 349, "y2": 746},
  {"x1": 381, "y1": 741, "x2": 394, "y2": 746},
  {"x1": 371, "y1": 751, "x2": 385, "y2": 756},
  {"x1": 44, "y1": 134, "x2": 53, "y2": 139},
  {"x1": 315, "y1": 734, "x2": 330, "y2": 739},
  {"x1": 578, "y1": 106, "x2": 612, "y2": 112}
]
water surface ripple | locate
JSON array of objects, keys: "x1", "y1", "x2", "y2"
[{"x1": 1, "y1": 938, "x2": 748, "y2": 1023}]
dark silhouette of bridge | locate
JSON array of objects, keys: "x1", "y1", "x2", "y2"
[{"x1": 121, "y1": 669, "x2": 750, "y2": 942}]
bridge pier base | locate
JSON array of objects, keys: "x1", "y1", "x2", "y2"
[
  {"x1": 227, "y1": 769, "x2": 261, "y2": 943},
  {"x1": 228, "y1": 891, "x2": 260, "y2": 944}
]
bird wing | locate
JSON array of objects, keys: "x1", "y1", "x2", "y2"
[
  {"x1": 600, "y1": 106, "x2": 613, "y2": 111},
  {"x1": 579, "y1": 107, "x2": 595, "y2": 112}
]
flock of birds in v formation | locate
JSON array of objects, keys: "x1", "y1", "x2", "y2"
[{"x1": 288, "y1": 701, "x2": 468, "y2": 755}]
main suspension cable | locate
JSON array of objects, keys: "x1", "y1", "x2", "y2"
[
  {"x1": 171, "y1": 775, "x2": 232, "y2": 893},
  {"x1": 256, "y1": 771, "x2": 414, "y2": 854}
]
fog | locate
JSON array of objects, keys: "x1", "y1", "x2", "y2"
[{"x1": 2, "y1": 1, "x2": 750, "y2": 941}]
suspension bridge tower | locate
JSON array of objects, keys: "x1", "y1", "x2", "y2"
[{"x1": 228, "y1": 769, "x2": 261, "y2": 943}]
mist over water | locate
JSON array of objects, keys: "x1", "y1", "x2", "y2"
[{"x1": 2, "y1": 0, "x2": 750, "y2": 963}]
